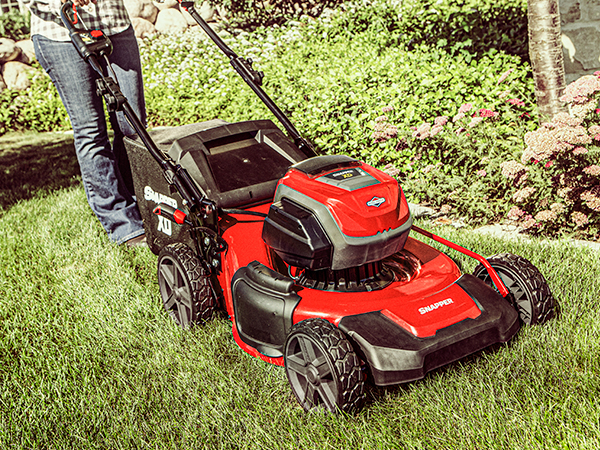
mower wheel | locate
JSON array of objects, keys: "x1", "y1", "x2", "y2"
[
  {"x1": 157, "y1": 243, "x2": 217, "y2": 328},
  {"x1": 284, "y1": 318, "x2": 365, "y2": 413},
  {"x1": 473, "y1": 253, "x2": 555, "y2": 325}
]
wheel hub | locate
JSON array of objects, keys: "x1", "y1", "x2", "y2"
[{"x1": 306, "y1": 364, "x2": 320, "y2": 385}]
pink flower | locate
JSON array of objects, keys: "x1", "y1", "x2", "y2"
[
  {"x1": 583, "y1": 165, "x2": 600, "y2": 176},
  {"x1": 581, "y1": 187, "x2": 600, "y2": 211},
  {"x1": 468, "y1": 117, "x2": 484, "y2": 127},
  {"x1": 497, "y1": 69, "x2": 514, "y2": 85},
  {"x1": 507, "y1": 98, "x2": 525, "y2": 107},
  {"x1": 521, "y1": 215, "x2": 537, "y2": 229},
  {"x1": 513, "y1": 187, "x2": 536, "y2": 203},
  {"x1": 412, "y1": 122, "x2": 431, "y2": 140},
  {"x1": 571, "y1": 211, "x2": 589, "y2": 227},
  {"x1": 434, "y1": 116, "x2": 448, "y2": 127},
  {"x1": 375, "y1": 115, "x2": 389, "y2": 122},
  {"x1": 573, "y1": 146, "x2": 588, "y2": 155},
  {"x1": 382, "y1": 105, "x2": 394, "y2": 113},
  {"x1": 430, "y1": 125, "x2": 443, "y2": 137},
  {"x1": 534, "y1": 210, "x2": 557, "y2": 222},
  {"x1": 476, "y1": 169, "x2": 487, "y2": 177},
  {"x1": 560, "y1": 75, "x2": 600, "y2": 104},
  {"x1": 544, "y1": 161, "x2": 554, "y2": 168},
  {"x1": 452, "y1": 112, "x2": 465, "y2": 123},
  {"x1": 458, "y1": 103, "x2": 473, "y2": 114},
  {"x1": 507, "y1": 206, "x2": 525, "y2": 220},
  {"x1": 478, "y1": 108, "x2": 497, "y2": 118}
]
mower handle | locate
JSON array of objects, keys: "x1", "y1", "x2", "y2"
[
  {"x1": 59, "y1": 2, "x2": 113, "y2": 64},
  {"x1": 60, "y1": 1, "x2": 213, "y2": 215},
  {"x1": 178, "y1": 1, "x2": 317, "y2": 158}
]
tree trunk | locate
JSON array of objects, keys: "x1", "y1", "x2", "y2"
[{"x1": 527, "y1": 0, "x2": 567, "y2": 121}]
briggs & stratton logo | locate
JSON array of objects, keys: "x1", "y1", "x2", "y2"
[{"x1": 367, "y1": 196, "x2": 386, "y2": 207}]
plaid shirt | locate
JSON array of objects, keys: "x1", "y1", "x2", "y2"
[{"x1": 28, "y1": 0, "x2": 131, "y2": 41}]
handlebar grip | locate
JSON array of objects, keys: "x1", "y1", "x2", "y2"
[{"x1": 60, "y1": 1, "x2": 113, "y2": 60}]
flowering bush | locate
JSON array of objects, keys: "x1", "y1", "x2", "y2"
[
  {"x1": 375, "y1": 68, "x2": 537, "y2": 224},
  {"x1": 496, "y1": 74, "x2": 600, "y2": 238},
  {"x1": 375, "y1": 69, "x2": 599, "y2": 240}
]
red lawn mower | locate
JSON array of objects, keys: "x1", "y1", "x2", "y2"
[{"x1": 61, "y1": 2, "x2": 555, "y2": 413}]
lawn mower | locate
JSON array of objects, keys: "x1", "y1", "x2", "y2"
[{"x1": 61, "y1": 2, "x2": 556, "y2": 413}]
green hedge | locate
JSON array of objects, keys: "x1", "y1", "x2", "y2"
[{"x1": 5, "y1": 0, "x2": 597, "y2": 239}]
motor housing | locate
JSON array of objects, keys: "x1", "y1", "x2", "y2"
[{"x1": 262, "y1": 155, "x2": 412, "y2": 271}]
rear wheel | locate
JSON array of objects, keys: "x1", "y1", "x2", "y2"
[
  {"x1": 473, "y1": 253, "x2": 555, "y2": 325},
  {"x1": 284, "y1": 318, "x2": 365, "y2": 413},
  {"x1": 157, "y1": 243, "x2": 217, "y2": 328}
]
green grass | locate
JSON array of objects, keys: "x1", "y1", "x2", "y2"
[
  {"x1": 0, "y1": 131, "x2": 79, "y2": 213},
  {"x1": 1, "y1": 134, "x2": 599, "y2": 449}
]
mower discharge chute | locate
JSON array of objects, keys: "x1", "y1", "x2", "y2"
[{"x1": 61, "y1": 1, "x2": 556, "y2": 413}]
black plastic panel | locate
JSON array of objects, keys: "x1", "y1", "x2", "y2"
[
  {"x1": 338, "y1": 275, "x2": 520, "y2": 386},
  {"x1": 231, "y1": 261, "x2": 301, "y2": 357},
  {"x1": 169, "y1": 120, "x2": 307, "y2": 208},
  {"x1": 262, "y1": 197, "x2": 333, "y2": 270},
  {"x1": 292, "y1": 154, "x2": 359, "y2": 176}
]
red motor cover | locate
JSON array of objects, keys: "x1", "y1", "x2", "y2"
[{"x1": 263, "y1": 155, "x2": 413, "y2": 270}]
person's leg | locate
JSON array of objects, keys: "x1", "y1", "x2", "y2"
[
  {"x1": 33, "y1": 34, "x2": 144, "y2": 244},
  {"x1": 104, "y1": 25, "x2": 147, "y2": 196}
]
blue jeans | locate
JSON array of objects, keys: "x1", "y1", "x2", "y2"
[{"x1": 33, "y1": 26, "x2": 145, "y2": 244}]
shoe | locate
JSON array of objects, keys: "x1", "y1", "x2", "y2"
[{"x1": 126, "y1": 234, "x2": 148, "y2": 248}]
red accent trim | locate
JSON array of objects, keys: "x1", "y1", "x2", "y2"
[
  {"x1": 152, "y1": 205, "x2": 161, "y2": 215},
  {"x1": 91, "y1": 30, "x2": 103, "y2": 38},
  {"x1": 411, "y1": 225, "x2": 510, "y2": 297},
  {"x1": 72, "y1": 4, "x2": 78, "y2": 24},
  {"x1": 174, "y1": 209, "x2": 187, "y2": 225}
]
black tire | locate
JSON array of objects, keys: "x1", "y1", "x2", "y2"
[
  {"x1": 157, "y1": 243, "x2": 217, "y2": 328},
  {"x1": 284, "y1": 318, "x2": 365, "y2": 413},
  {"x1": 473, "y1": 253, "x2": 556, "y2": 325}
]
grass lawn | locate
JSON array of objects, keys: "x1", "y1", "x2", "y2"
[{"x1": 1, "y1": 133, "x2": 599, "y2": 449}]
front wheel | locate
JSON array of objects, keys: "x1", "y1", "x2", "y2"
[
  {"x1": 473, "y1": 253, "x2": 556, "y2": 325},
  {"x1": 284, "y1": 318, "x2": 365, "y2": 413}
]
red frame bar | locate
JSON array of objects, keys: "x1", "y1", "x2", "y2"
[{"x1": 411, "y1": 225, "x2": 509, "y2": 298}]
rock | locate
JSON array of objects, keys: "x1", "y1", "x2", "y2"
[
  {"x1": 215, "y1": 4, "x2": 229, "y2": 21},
  {"x1": 0, "y1": 38, "x2": 20, "y2": 64},
  {"x1": 155, "y1": 8, "x2": 188, "y2": 34},
  {"x1": 124, "y1": 0, "x2": 158, "y2": 22},
  {"x1": 179, "y1": 5, "x2": 197, "y2": 26},
  {"x1": 140, "y1": 0, "x2": 159, "y2": 22},
  {"x1": 408, "y1": 203, "x2": 435, "y2": 219},
  {"x1": 124, "y1": 0, "x2": 143, "y2": 17},
  {"x1": 199, "y1": 1, "x2": 216, "y2": 22},
  {"x1": 153, "y1": 0, "x2": 178, "y2": 11},
  {"x1": 177, "y1": 1, "x2": 216, "y2": 25},
  {"x1": 1, "y1": 61, "x2": 34, "y2": 90},
  {"x1": 15, "y1": 40, "x2": 36, "y2": 64},
  {"x1": 131, "y1": 17, "x2": 157, "y2": 38}
]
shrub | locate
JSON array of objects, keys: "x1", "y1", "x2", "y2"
[
  {"x1": 211, "y1": 0, "x2": 345, "y2": 28},
  {"x1": 0, "y1": 65, "x2": 69, "y2": 135},
  {"x1": 394, "y1": 0, "x2": 529, "y2": 62},
  {"x1": 377, "y1": 68, "x2": 537, "y2": 224},
  {"x1": 0, "y1": 9, "x2": 30, "y2": 41},
  {"x1": 496, "y1": 74, "x2": 600, "y2": 239}
]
